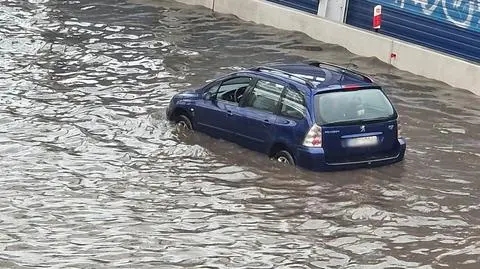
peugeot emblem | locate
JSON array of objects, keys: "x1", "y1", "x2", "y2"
[{"x1": 360, "y1": 125, "x2": 366, "y2": 133}]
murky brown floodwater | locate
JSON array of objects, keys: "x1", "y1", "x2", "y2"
[{"x1": 0, "y1": 0, "x2": 479, "y2": 268}]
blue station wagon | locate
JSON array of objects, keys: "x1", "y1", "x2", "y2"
[{"x1": 166, "y1": 61, "x2": 406, "y2": 171}]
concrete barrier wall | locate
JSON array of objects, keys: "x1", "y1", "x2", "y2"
[
  {"x1": 391, "y1": 41, "x2": 479, "y2": 95},
  {"x1": 172, "y1": 0, "x2": 480, "y2": 95},
  {"x1": 214, "y1": 0, "x2": 394, "y2": 62}
]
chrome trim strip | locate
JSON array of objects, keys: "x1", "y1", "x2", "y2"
[{"x1": 326, "y1": 153, "x2": 400, "y2": 166}]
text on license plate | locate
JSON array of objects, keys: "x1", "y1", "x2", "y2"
[{"x1": 347, "y1": 136, "x2": 378, "y2": 147}]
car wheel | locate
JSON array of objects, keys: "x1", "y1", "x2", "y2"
[
  {"x1": 176, "y1": 114, "x2": 193, "y2": 131},
  {"x1": 273, "y1": 150, "x2": 295, "y2": 165}
]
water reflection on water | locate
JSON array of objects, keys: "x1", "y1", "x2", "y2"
[{"x1": 0, "y1": 0, "x2": 479, "y2": 268}]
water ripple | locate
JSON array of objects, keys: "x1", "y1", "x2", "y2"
[{"x1": 0, "y1": 0, "x2": 479, "y2": 268}]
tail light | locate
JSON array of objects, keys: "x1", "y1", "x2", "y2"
[
  {"x1": 397, "y1": 118, "x2": 402, "y2": 138},
  {"x1": 303, "y1": 124, "x2": 322, "y2": 147}
]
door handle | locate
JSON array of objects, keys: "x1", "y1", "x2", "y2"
[
  {"x1": 226, "y1": 110, "x2": 233, "y2": 116},
  {"x1": 263, "y1": 119, "x2": 271, "y2": 126}
]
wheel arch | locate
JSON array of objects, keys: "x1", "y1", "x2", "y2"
[
  {"x1": 171, "y1": 107, "x2": 195, "y2": 128},
  {"x1": 172, "y1": 107, "x2": 191, "y2": 121},
  {"x1": 269, "y1": 142, "x2": 295, "y2": 160}
]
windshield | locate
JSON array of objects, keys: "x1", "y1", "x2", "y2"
[{"x1": 315, "y1": 88, "x2": 396, "y2": 125}]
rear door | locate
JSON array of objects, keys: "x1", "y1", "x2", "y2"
[
  {"x1": 195, "y1": 76, "x2": 253, "y2": 140},
  {"x1": 275, "y1": 87, "x2": 310, "y2": 149},
  {"x1": 233, "y1": 78, "x2": 285, "y2": 152},
  {"x1": 316, "y1": 88, "x2": 399, "y2": 163}
]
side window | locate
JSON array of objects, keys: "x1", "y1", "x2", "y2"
[
  {"x1": 244, "y1": 79, "x2": 284, "y2": 113},
  {"x1": 280, "y1": 88, "x2": 306, "y2": 119},
  {"x1": 217, "y1": 77, "x2": 251, "y2": 103}
]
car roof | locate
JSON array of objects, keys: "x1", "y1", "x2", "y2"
[{"x1": 246, "y1": 61, "x2": 376, "y2": 93}]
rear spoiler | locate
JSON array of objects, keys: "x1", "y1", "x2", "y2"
[{"x1": 314, "y1": 84, "x2": 383, "y2": 94}]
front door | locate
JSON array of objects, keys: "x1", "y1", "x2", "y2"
[{"x1": 195, "y1": 76, "x2": 252, "y2": 141}]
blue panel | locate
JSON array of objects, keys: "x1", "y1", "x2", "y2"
[
  {"x1": 375, "y1": 0, "x2": 480, "y2": 33},
  {"x1": 346, "y1": 0, "x2": 480, "y2": 63},
  {"x1": 266, "y1": 0, "x2": 319, "y2": 14}
]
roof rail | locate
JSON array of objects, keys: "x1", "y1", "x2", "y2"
[
  {"x1": 255, "y1": 66, "x2": 315, "y2": 88},
  {"x1": 307, "y1": 61, "x2": 374, "y2": 83}
]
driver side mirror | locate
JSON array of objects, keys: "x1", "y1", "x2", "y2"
[{"x1": 204, "y1": 92, "x2": 216, "y2": 101}]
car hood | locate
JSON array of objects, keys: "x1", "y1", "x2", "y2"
[
  {"x1": 171, "y1": 88, "x2": 202, "y2": 103},
  {"x1": 177, "y1": 90, "x2": 201, "y2": 98}
]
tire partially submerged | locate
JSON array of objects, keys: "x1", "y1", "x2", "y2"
[{"x1": 273, "y1": 150, "x2": 295, "y2": 165}]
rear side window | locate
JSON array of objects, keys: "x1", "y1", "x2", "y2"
[
  {"x1": 280, "y1": 88, "x2": 306, "y2": 119},
  {"x1": 244, "y1": 80, "x2": 284, "y2": 113},
  {"x1": 315, "y1": 88, "x2": 395, "y2": 125}
]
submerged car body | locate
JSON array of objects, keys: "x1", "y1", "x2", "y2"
[{"x1": 167, "y1": 61, "x2": 406, "y2": 171}]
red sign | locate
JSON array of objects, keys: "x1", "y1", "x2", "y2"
[{"x1": 373, "y1": 5, "x2": 382, "y2": 30}]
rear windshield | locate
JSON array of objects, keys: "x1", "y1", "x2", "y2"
[{"x1": 315, "y1": 88, "x2": 396, "y2": 125}]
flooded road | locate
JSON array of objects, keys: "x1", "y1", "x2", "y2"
[{"x1": 0, "y1": 0, "x2": 479, "y2": 268}]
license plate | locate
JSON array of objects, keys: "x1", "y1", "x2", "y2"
[{"x1": 347, "y1": 136, "x2": 378, "y2": 147}]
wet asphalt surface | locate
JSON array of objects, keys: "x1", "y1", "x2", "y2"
[{"x1": 0, "y1": 0, "x2": 479, "y2": 268}]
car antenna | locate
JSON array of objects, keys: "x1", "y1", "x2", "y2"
[
  {"x1": 340, "y1": 62, "x2": 349, "y2": 83},
  {"x1": 340, "y1": 60, "x2": 356, "y2": 84}
]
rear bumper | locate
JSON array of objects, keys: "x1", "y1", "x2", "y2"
[{"x1": 295, "y1": 138, "x2": 406, "y2": 171}]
